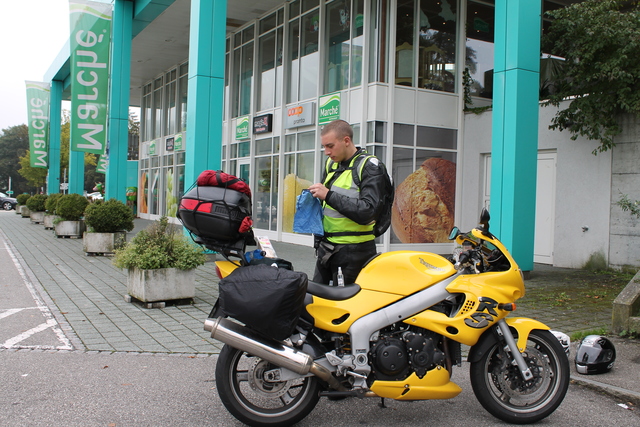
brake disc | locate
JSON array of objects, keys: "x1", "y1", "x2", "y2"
[{"x1": 495, "y1": 346, "x2": 549, "y2": 398}]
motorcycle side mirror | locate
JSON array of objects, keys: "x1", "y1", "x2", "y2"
[
  {"x1": 448, "y1": 227, "x2": 460, "y2": 240},
  {"x1": 479, "y1": 208, "x2": 490, "y2": 232}
]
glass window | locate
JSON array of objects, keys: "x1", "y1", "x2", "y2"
[
  {"x1": 369, "y1": 0, "x2": 389, "y2": 84},
  {"x1": 395, "y1": 0, "x2": 415, "y2": 87},
  {"x1": 393, "y1": 123, "x2": 414, "y2": 146},
  {"x1": 325, "y1": 0, "x2": 352, "y2": 92},
  {"x1": 164, "y1": 70, "x2": 176, "y2": 136},
  {"x1": 466, "y1": 0, "x2": 494, "y2": 99},
  {"x1": 299, "y1": 11, "x2": 319, "y2": 100},
  {"x1": 153, "y1": 77, "x2": 163, "y2": 139},
  {"x1": 287, "y1": 18, "x2": 300, "y2": 103},
  {"x1": 142, "y1": 83, "x2": 152, "y2": 141},
  {"x1": 418, "y1": 0, "x2": 457, "y2": 92},
  {"x1": 351, "y1": 0, "x2": 365, "y2": 87},
  {"x1": 240, "y1": 42, "x2": 254, "y2": 116},
  {"x1": 260, "y1": 12, "x2": 277, "y2": 34},
  {"x1": 259, "y1": 32, "x2": 277, "y2": 111},
  {"x1": 178, "y1": 69, "x2": 188, "y2": 132},
  {"x1": 417, "y1": 126, "x2": 457, "y2": 149}
]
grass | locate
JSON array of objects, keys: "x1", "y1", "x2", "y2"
[{"x1": 570, "y1": 328, "x2": 608, "y2": 342}]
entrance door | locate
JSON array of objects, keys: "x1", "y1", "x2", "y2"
[
  {"x1": 534, "y1": 152, "x2": 556, "y2": 264},
  {"x1": 237, "y1": 159, "x2": 250, "y2": 183},
  {"x1": 483, "y1": 151, "x2": 557, "y2": 264}
]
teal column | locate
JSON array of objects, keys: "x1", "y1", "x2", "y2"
[
  {"x1": 184, "y1": 0, "x2": 227, "y2": 186},
  {"x1": 491, "y1": 0, "x2": 541, "y2": 271},
  {"x1": 47, "y1": 80, "x2": 62, "y2": 194},
  {"x1": 68, "y1": 148, "x2": 85, "y2": 195},
  {"x1": 106, "y1": 0, "x2": 133, "y2": 203}
]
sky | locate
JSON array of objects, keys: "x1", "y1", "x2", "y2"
[{"x1": 0, "y1": 0, "x2": 70, "y2": 131}]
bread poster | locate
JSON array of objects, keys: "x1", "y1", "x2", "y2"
[{"x1": 391, "y1": 158, "x2": 456, "y2": 243}]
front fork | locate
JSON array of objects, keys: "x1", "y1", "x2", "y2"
[{"x1": 497, "y1": 319, "x2": 533, "y2": 381}]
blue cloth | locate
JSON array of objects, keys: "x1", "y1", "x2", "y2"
[{"x1": 293, "y1": 189, "x2": 324, "y2": 236}]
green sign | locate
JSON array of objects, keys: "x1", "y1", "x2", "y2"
[
  {"x1": 69, "y1": 0, "x2": 112, "y2": 155},
  {"x1": 174, "y1": 133, "x2": 184, "y2": 151},
  {"x1": 149, "y1": 139, "x2": 157, "y2": 156},
  {"x1": 236, "y1": 116, "x2": 250, "y2": 140},
  {"x1": 6, "y1": 191, "x2": 13, "y2": 195},
  {"x1": 318, "y1": 93, "x2": 341, "y2": 125},
  {"x1": 25, "y1": 81, "x2": 50, "y2": 168},
  {"x1": 96, "y1": 155, "x2": 108, "y2": 174}
]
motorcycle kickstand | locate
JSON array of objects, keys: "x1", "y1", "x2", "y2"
[
  {"x1": 378, "y1": 398, "x2": 386, "y2": 408},
  {"x1": 497, "y1": 319, "x2": 533, "y2": 381}
]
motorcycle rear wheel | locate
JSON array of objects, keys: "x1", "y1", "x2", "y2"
[
  {"x1": 216, "y1": 344, "x2": 321, "y2": 427},
  {"x1": 470, "y1": 329, "x2": 569, "y2": 424}
]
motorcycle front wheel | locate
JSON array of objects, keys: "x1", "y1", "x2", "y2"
[
  {"x1": 470, "y1": 329, "x2": 570, "y2": 424},
  {"x1": 215, "y1": 344, "x2": 321, "y2": 427}
]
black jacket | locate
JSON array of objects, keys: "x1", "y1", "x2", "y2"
[{"x1": 322, "y1": 148, "x2": 389, "y2": 226}]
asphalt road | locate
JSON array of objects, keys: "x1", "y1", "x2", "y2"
[{"x1": 1, "y1": 350, "x2": 640, "y2": 427}]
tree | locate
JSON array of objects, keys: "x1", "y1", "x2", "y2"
[
  {"x1": 0, "y1": 125, "x2": 30, "y2": 194},
  {"x1": 542, "y1": 0, "x2": 640, "y2": 153},
  {"x1": 18, "y1": 152, "x2": 48, "y2": 189}
]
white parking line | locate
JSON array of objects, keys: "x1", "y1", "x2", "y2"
[
  {"x1": 1, "y1": 232, "x2": 73, "y2": 350},
  {"x1": 0, "y1": 307, "x2": 39, "y2": 320},
  {"x1": 2, "y1": 319, "x2": 57, "y2": 348}
]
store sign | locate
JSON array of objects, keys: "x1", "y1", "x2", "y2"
[
  {"x1": 25, "y1": 81, "x2": 50, "y2": 168},
  {"x1": 318, "y1": 93, "x2": 340, "y2": 125},
  {"x1": 236, "y1": 116, "x2": 250, "y2": 140},
  {"x1": 174, "y1": 133, "x2": 183, "y2": 151},
  {"x1": 149, "y1": 139, "x2": 157, "y2": 156},
  {"x1": 253, "y1": 114, "x2": 273, "y2": 134},
  {"x1": 69, "y1": 0, "x2": 112, "y2": 155},
  {"x1": 166, "y1": 136, "x2": 174, "y2": 151},
  {"x1": 286, "y1": 102, "x2": 315, "y2": 129}
]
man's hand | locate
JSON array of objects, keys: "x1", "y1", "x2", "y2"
[{"x1": 309, "y1": 183, "x2": 329, "y2": 201}]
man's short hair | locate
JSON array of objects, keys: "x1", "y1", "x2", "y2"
[{"x1": 321, "y1": 119, "x2": 353, "y2": 140}]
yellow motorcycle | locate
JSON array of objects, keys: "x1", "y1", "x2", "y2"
[{"x1": 202, "y1": 209, "x2": 569, "y2": 426}]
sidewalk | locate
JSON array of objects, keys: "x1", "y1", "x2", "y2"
[{"x1": 1, "y1": 211, "x2": 638, "y2": 405}]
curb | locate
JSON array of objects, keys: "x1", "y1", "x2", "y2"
[{"x1": 571, "y1": 375, "x2": 640, "y2": 407}]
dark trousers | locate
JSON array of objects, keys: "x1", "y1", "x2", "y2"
[{"x1": 312, "y1": 239, "x2": 377, "y2": 285}]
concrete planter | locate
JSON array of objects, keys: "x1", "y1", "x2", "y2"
[
  {"x1": 126, "y1": 267, "x2": 195, "y2": 305},
  {"x1": 83, "y1": 231, "x2": 126, "y2": 255},
  {"x1": 54, "y1": 220, "x2": 86, "y2": 238},
  {"x1": 43, "y1": 214, "x2": 59, "y2": 230},
  {"x1": 20, "y1": 206, "x2": 31, "y2": 217},
  {"x1": 15, "y1": 205, "x2": 22, "y2": 214},
  {"x1": 30, "y1": 211, "x2": 45, "y2": 224}
]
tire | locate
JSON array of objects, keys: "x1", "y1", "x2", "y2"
[
  {"x1": 215, "y1": 344, "x2": 321, "y2": 427},
  {"x1": 470, "y1": 329, "x2": 570, "y2": 424},
  {"x1": 2, "y1": 202, "x2": 12, "y2": 211}
]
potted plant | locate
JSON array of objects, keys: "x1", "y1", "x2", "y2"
[
  {"x1": 83, "y1": 199, "x2": 135, "y2": 255},
  {"x1": 17, "y1": 194, "x2": 30, "y2": 217},
  {"x1": 54, "y1": 193, "x2": 89, "y2": 238},
  {"x1": 26, "y1": 194, "x2": 48, "y2": 224},
  {"x1": 113, "y1": 216, "x2": 206, "y2": 307},
  {"x1": 43, "y1": 193, "x2": 63, "y2": 229}
]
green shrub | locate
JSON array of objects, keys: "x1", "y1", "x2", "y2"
[
  {"x1": 113, "y1": 216, "x2": 206, "y2": 270},
  {"x1": 84, "y1": 199, "x2": 135, "y2": 233},
  {"x1": 56, "y1": 193, "x2": 89, "y2": 221},
  {"x1": 26, "y1": 194, "x2": 48, "y2": 211},
  {"x1": 16, "y1": 194, "x2": 30, "y2": 205},
  {"x1": 45, "y1": 193, "x2": 63, "y2": 214}
]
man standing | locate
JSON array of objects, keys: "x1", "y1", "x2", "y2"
[{"x1": 308, "y1": 119, "x2": 391, "y2": 285}]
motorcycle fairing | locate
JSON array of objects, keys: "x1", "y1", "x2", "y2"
[
  {"x1": 306, "y1": 251, "x2": 456, "y2": 333},
  {"x1": 467, "y1": 317, "x2": 551, "y2": 363},
  {"x1": 369, "y1": 368, "x2": 462, "y2": 400},
  {"x1": 404, "y1": 268, "x2": 526, "y2": 346}
]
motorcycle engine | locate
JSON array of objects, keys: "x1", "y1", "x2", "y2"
[{"x1": 369, "y1": 329, "x2": 445, "y2": 381}]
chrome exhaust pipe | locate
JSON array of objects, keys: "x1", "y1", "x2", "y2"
[{"x1": 204, "y1": 317, "x2": 345, "y2": 391}]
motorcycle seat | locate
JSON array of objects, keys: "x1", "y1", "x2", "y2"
[{"x1": 306, "y1": 281, "x2": 361, "y2": 301}]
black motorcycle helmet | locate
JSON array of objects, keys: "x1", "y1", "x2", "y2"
[{"x1": 575, "y1": 335, "x2": 616, "y2": 375}]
